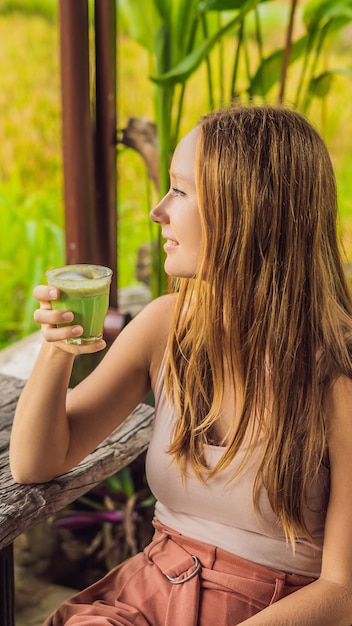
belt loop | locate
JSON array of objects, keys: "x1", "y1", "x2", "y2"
[
  {"x1": 165, "y1": 567, "x2": 200, "y2": 626},
  {"x1": 144, "y1": 527, "x2": 201, "y2": 626},
  {"x1": 144, "y1": 531, "x2": 168, "y2": 564},
  {"x1": 270, "y1": 577, "x2": 285, "y2": 605}
]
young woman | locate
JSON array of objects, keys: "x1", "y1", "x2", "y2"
[{"x1": 10, "y1": 105, "x2": 352, "y2": 625}]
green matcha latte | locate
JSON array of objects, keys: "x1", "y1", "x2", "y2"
[{"x1": 46, "y1": 264, "x2": 113, "y2": 344}]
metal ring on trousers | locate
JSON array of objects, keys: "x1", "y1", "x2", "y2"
[{"x1": 165, "y1": 555, "x2": 200, "y2": 584}]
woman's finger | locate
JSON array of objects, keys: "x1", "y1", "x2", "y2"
[
  {"x1": 33, "y1": 308, "x2": 74, "y2": 325},
  {"x1": 33, "y1": 284, "x2": 60, "y2": 307},
  {"x1": 41, "y1": 324, "x2": 83, "y2": 343},
  {"x1": 38, "y1": 319, "x2": 107, "y2": 354},
  {"x1": 53, "y1": 339, "x2": 107, "y2": 355}
]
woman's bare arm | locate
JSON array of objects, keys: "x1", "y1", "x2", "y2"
[{"x1": 10, "y1": 288, "x2": 174, "y2": 483}]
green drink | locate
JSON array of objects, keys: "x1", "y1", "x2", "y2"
[{"x1": 46, "y1": 264, "x2": 113, "y2": 344}]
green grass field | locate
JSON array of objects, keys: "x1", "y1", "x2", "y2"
[{"x1": 0, "y1": 3, "x2": 351, "y2": 348}]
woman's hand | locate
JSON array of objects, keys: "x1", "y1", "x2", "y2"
[{"x1": 33, "y1": 285, "x2": 106, "y2": 354}]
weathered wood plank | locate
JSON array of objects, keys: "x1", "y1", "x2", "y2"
[
  {"x1": 0, "y1": 374, "x2": 26, "y2": 451},
  {"x1": 0, "y1": 373, "x2": 154, "y2": 550}
]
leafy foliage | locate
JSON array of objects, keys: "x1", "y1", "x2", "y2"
[
  {"x1": 0, "y1": 180, "x2": 64, "y2": 347},
  {"x1": 118, "y1": 0, "x2": 352, "y2": 295}
]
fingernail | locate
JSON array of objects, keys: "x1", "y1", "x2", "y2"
[
  {"x1": 62, "y1": 312, "x2": 73, "y2": 322},
  {"x1": 49, "y1": 289, "x2": 58, "y2": 299},
  {"x1": 71, "y1": 326, "x2": 82, "y2": 336}
]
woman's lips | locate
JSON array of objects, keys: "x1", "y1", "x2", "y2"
[
  {"x1": 164, "y1": 239, "x2": 179, "y2": 251},
  {"x1": 162, "y1": 233, "x2": 179, "y2": 251}
]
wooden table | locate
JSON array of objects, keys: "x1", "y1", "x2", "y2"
[{"x1": 0, "y1": 373, "x2": 154, "y2": 626}]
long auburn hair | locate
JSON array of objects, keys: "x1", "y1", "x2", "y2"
[{"x1": 165, "y1": 104, "x2": 352, "y2": 543}]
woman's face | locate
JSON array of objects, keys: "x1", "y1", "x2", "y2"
[{"x1": 150, "y1": 127, "x2": 203, "y2": 278}]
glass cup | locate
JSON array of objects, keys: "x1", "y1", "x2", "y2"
[{"x1": 46, "y1": 264, "x2": 113, "y2": 345}]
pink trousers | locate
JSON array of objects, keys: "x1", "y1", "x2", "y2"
[{"x1": 43, "y1": 521, "x2": 315, "y2": 625}]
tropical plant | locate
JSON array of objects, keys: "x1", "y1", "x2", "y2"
[
  {"x1": 52, "y1": 458, "x2": 155, "y2": 571},
  {"x1": 249, "y1": 0, "x2": 352, "y2": 112},
  {"x1": 0, "y1": 180, "x2": 64, "y2": 347},
  {"x1": 118, "y1": 0, "x2": 352, "y2": 295}
]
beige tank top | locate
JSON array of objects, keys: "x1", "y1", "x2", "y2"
[{"x1": 146, "y1": 354, "x2": 329, "y2": 578}]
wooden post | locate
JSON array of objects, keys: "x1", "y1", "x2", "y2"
[
  {"x1": 58, "y1": 0, "x2": 97, "y2": 265},
  {"x1": 0, "y1": 544, "x2": 15, "y2": 626},
  {"x1": 95, "y1": 0, "x2": 118, "y2": 308},
  {"x1": 58, "y1": 0, "x2": 124, "y2": 337}
]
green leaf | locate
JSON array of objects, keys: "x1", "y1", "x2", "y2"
[
  {"x1": 309, "y1": 67, "x2": 352, "y2": 99},
  {"x1": 249, "y1": 35, "x2": 308, "y2": 97},
  {"x1": 151, "y1": 0, "x2": 262, "y2": 86},
  {"x1": 151, "y1": 36, "x2": 214, "y2": 85},
  {"x1": 201, "y1": 0, "x2": 270, "y2": 9},
  {"x1": 170, "y1": 0, "x2": 200, "y2": 57},
  {"x1": 114, "y1": 467, "x2": 135, "y2": 499},
  {"x1": 104, "y1": 474, "x2": 124, "y2": 493},
  {"x1": 309, "y1": 71, "x2": 333, "y2": 98},
  {"x1": 153, "y1": 0, "x2": 172, "y2": 19},
  {"x1": 118, "y1": 0, "x2": 162, "y2": 53},
  {"x1": 303, "y1": 0, "x2": 352, "y2": 33}
]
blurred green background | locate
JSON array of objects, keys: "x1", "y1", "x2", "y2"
[{"x1": 0, "y1": 0, "x2": 351, "y2": 347}]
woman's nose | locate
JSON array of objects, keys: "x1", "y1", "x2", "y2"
[{"x1": 149, "y1": 196, "x2": 169, "y2": 223}]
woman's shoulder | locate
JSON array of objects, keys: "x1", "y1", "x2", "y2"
[
  {"x1": 327, "y1": 374, "x2": 352, "y2": 405},
  {"x1": 325, "y1": 374, "x2": 352, "y2": 436},
  {"x1": 136, "y1": 293, "x2": 177, "y2": 327},
  {"x1": 120, "y1": 293, "x2": 177, "y2": 349}
]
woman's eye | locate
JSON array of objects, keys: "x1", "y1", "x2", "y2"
[{"x1": 172, "y1": 187, "x2": 186, "y2": 197}]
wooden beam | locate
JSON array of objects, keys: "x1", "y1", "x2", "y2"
[
  {"x1": 95, "y1": 0, "x2": 118, "y2": 307},
  {"x1": 0, "y1": 544, "x2": 14, "y2": 626},
  {"x1": 58, "y1": 0, "x2": 97, "y2": 265}
]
